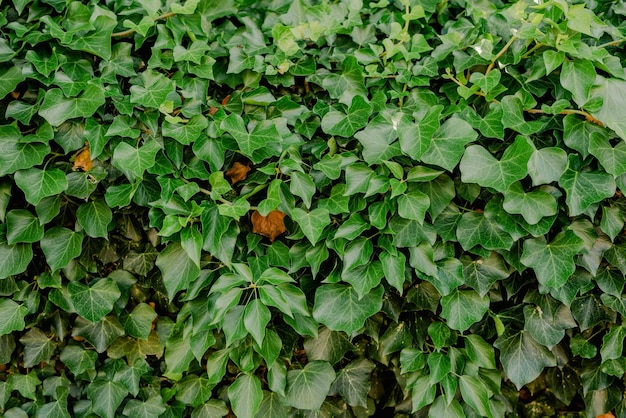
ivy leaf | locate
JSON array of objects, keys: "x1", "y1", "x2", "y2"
[
  {"x1": 20, "y1": 328, "x2": 56, "y2": 368},
  {"x1": 465, "y1": 334, "x2": 496, "y2": 369},
  {"x1": 397, "y1": 191, "x2": 430, "y2": 224},
  {"x1": 559, "y1": 156, "x2": 616, "y2": 216},
  {"x1": 304, "y1": 327, "x2": 354, "y2": 365},
  {"x1": 129, "y1": 70, "x2": 176, "y2": 108},
  {"x1": 521, "y1": 231, "x2": 585, "y2": 289},
  {"x1": 460, "y1": 136, "x2": 534, "y2": 192},
  {"x1": 72, "y1": 316, "x2": 125, "y2": 353},
  {"x1": 494, "y1": 330, "x2": 556, "y2": 390},
  {"x1": 284, "y1": 361, "x2": 335, "y2": 410},
  {"x1": 112, "y1": 139, "x2": 161, "y2": 180},
  {"x1": 60, "y1": 345, "x2": 98, "y2": 376},
  {"x1": 560, "y1": 59, "x2": 596, "y2": 107},
  {"x1": 0, "y1": 136, "x2": 50, "y2": 177},
  {"x1": 163, "y1": 115, "x2": 209, "y2": 145},
  {"x1": 76, "y1": 199, "x2": 113, "y2": 238},
  {"x1": 6, "y1": 209, "x2": 44, "y2": 244},
  {"x1": 321, "y1": 95, "x2": 372, "y2": 137},
  {"x1": 40, "y1": 227, "x2": 84, "y2": 271},
  {"x1": 0, "y1": 299, "x2": 28, "y2": 336},
  {"x1": 87, "y1": 380, "x2": 129, "y2": 418},
  {"x1": 502, "y1": 182, "x2": 558, "y2": 225},
  {"x1": 155, "y1": 242, "x2": 200, "y2": 300},
  {"x1": 68, "y1": 279, "x2": 121, "y2": 322},
  {"x1": 440, "y1": 289, "x2": 489, "y2": 331},
  {"x1": 0, "y1": 242, "x2": 33, "y2": 279},
  {"x1": 14, "y1": 168, "x2": 68, "y2": 206},
  {"x1": 243, "y1": 299, "x2": 271, "y2": 347},
  {"x1": 176, "y1": 375, "x2": 214, "y2": 407},
  {"x1": 0, "y1": 65, "x2": 25, "y2": 99},
  {"x1": 588, "y1": 133, "x2": 626, "y2": 176},
  {"x1": 329, "y1": 358, "x2": 375, "y2": 407},
  {"x1": 38, "y1": 82, "x2": 106, "y2": 126},
  {"x1": 421, "y1": 117, "x2": 477, "y2": 171},
  {"x1": 527, "y1": 147, "x2": 568, "y2": 186},
  {"x1": 227, "y1": 374, "x2": 263, "y2": 418},
  {"x1": 456, "y1": 212, "x2": 513, "y2": 251},
  {"x1": 462, "y1": 252, "x2": 510, "y2": 297},
  {"x1": 500, "y1": 96, "x2": 542, "y2": 135},
  {"x1": 221, "y1": 114, "x2": 282, "y2": 163},
  {"x1": 312, "y1": 280, "x2": 381, "y2": 332},
  {"x1": 122, "y1": 395, "x2": 167, "y2": 418},
  {"x1": 589, "y1": 76, "x2": 626, "y2": 141},
  {"x1": 321, "y1": 56, "x2": 368, "y2": 105},
  {"x1": 119, "y1": 303, "x2": 158, "y2": 340},
  {"x1": 289, "y1": 171, "x2": 316, "y2": 209},
  {"x1": 397, "y1": 106, "x2": 442, "y2": 160},
  {"x1": 459, "y1": 375, "x2": 493, "y2": 418},
  {"x1": 292, "y1": 207, "x2": 330, "y2": 245}
]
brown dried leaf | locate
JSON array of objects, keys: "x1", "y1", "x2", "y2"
[
  {"x1": 597, "y1": 414, "x2": 615, "y2": 418},
  {"x1": 73, "y1": 145, "x2": 92, "y2": 172},
  {"x1": 225, "y1": 162, "x2": 251, "y2": 184},
  {"x1": 251, "y1": 210, "x2": 286, "y2": 242}
]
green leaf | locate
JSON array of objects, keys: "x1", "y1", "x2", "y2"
[
  {"x1": 588, "y1": 133, "x2": 626, "y2": 176},
  {"x1": 130, "y1": 70, "x2": 176, "y2": 108},
  {"x1": 589, "y1": 76, "x2": 626, "y2": 141},
  {"x1": 460, "y1": 136, "x2": 533, "y2": 193},
  {"x1": 0, "y1": 242, "x2": 33, "y2": 279},
  {"x1": 38, "y1": 83, "x2": 105, "y2": 126},
  {"x1": 329, "y1": 358, "x2": 375, "y2": 407},
  {"x1": 462, "y1": 252, "x2": 510, "y2": 297},
  {"x1": 69, "y1": 279, "x2": 121, "y2": 322},
  {"x1": 440, "y1": 289, "x2": 489, "y2": 331},
  {"x1": 411, "y1": 375, "x2": 436, "y2": 412},
  {"x1": 304, "y1": 327, "x2": 354, "y2": 364},
  {"x1": 256, "y1": 392, "x2": 288, "y2": 418},
  {"x1": 321, "y1": 56, "x2": 368, "y2": 105},
  {"x1": 290, "y1": 171, "x2": 316, "y2": 209},
  {"x1": 558, "y1": 156, "x2": 616, "y2": 216},
  {"x1": 523, "y1": 304, "x2": 565, "y2": 349},
  {"x1": 459, "y1": 375, "x2": 493, "y2": 418},
  {"x1": 494, "y1": 330, "x2": 556, "y2": 390},
  {"x1": 397, "y1": 191, "x2": 430, "y2": 224},
  {"x1": 60, "y1": 344, "x2": 98, "y2": 376},
  {"x1": 0, "y1": 299, "x2": 28, "y2": 336},
  {"x1": 600, "y1": 325, "x2": 626, "y2": 362},
  {"x1": 6, "y1": 209, "x2": 44, "y2": 244},
  {"x1": 122, "y1": 395, "x2": 167, "y2": 418},
  {"x1": 292, "y1": 207, "x2": 330, "y2": 245},
  {"x1": 156, "y1": 242, "x2": 200, "y2": 300},
  {"x1": 112, "y1": 139, "x2": 161, "y2": 180},
  {"x1": 465, "y1": 334, "x2": 496, "y2": 369},
  {"x1": 20, "y1": 328, "x2": 56, "y2": 368},
  {"x1": 40, "y1": 227, "x2": 84, "y2": 271},
  {"x1": 560, "y1": 59, "x2": 596, "y2": 107},
  {"x1": 87, "y1": 380, "x2": 129, "y2": 418},
  {"x1": 163, "y1": 115, "x2": 209, "y2": 145},
  {"x1": 527, "y1": 147, "x2": 568, "y2": 186},
  {"x1": 313, "y1": 284, "x2": 384, "y2": 334},
  {"x1": 397, "y1": 106, "x2": 442, "y2": 160},
  {"x1": 176, "y1": 375, "x2": 214, "y2": 407},
  {"x1": 227, "y1": 374, "x2": 262, "y2": 418},
  {"x1": 0, "y1": 135, "x2": 50, "y2": 177},
  {"x1": 502, "y1": 182, "x2": 558, "y2": 225},
  {"x1": 521, "y1": 231, "x2": 585, "y2": 289},
  {"x1": 221, "y1": 114, "x2": 282, "y2": 163},
  {"x1": 601, "y1": 206, "x2": 624, "y2": 242},
  {"x1": 14, "y1": 168, "x2": 68, "y2": 206},
  {"x1": 0, "y1": 65, "x2": 25, "y2": 99},
  {"x1": 456, "y1": 211, "x2": 513, "y2": 251},
  {"x1": 76, "y1": 199, "x2": 112, "y2": 238},
  {"x1": 72, "y1": 316, "x2": 125, "y2": 353},
  {"x1": 243, "y1": 299, "x2": 271, "y2": 346},
  {"x1": 284, "y1": 361, "x2": 335, "y2": 410},
  {"x1": 421, "y1": 117, "x2": 477, "y2": 171},
  {"x1": 500, "y1": 96, "x2": 542, "y2": 135},
  {"x1": 119, "y1": 303, "x2": 157, "y2": 340},
  {"x1": 321, "y1": 95, "x2": 372, "y2": 137}
]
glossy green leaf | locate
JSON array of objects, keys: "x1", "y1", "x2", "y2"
[
  {"x1": 559, "y1": 156, "x2": 616, "y2": 216},
  {"x1": 221, "y1": 114, "x2": 282, "y2": 163},
  {"x1": 459, "y1": 375, "x2": 493, "y2": 418},
  {"x1": 87, "y1": 380, "x2": 129, "y2": 418},
  {"x1": 122, "y1": 395, "x2": 167, "y2": 418},
  {"x1": 129, "y1": 71, "x2": 175, "y2": 108},
  {"x1": 589, "y1": 76, "x2": 626, "y2": 141},
  {"x1": 527, "y1": 147, "x2": 568, "y2": 186},
  {"x1": 460, "y1": 136, "x2": 533, "y2": 193},
  {"x1": 502, "y1": 182, "x2": 558, "y2": 225},
  {"x1": 588, "y1": 133, "x2": 626, "y2": 176},
  {"x1": 112, "y1": 139, "x2": 161, "y2": 180},
  {"x1": 329, "y1": 358, "x2": 375, "y2": 407},
  {"x1": 76, "y1": 199, "x2": 112, "y2": 238},
  {"x1": 456, "y1": 211, "x2": 513, "y2": 251},
  {"x1": 292, "y1": 207, "x2": 330, "y2": 245},
  {"x1": 494, "y1": 330, "x2": 556, "y2": 390},
  {"x1": 60, "y1": 345, "x2": 98, "y2": 376},
  {"x1": 20, "y1": 328, "x2": 56, "y2": 368},
  {"x1": 227, "y1": 374, "x2": 262, "y2": 418},
  {"x1": 421, "y1": 117, "x2": 477, "y2": 171},
  {"x1": 40, "y1": 227, "x2": 84, "y2": 271},
  {"x1": 156, "y1": 242, "x2": 200, "y2": 300},
  {"x1": 243, "y1": 299, "x2": 271, "y2": 346},
  {"x1": 397, "y1": 191, "x2": 430, "y2": 224},
  {"x1": 521, "y1": 231, "x2": 585, "y2": 289},
  {"x1": 284, "y1": 361, "x2": 335, "y2": 410},
  {"x1": 14, "y1": 168, "x2": 68, "y2": 206},
  {"x1": 38, "y1": 83, "x2": 105, "y2": 126},
  {"x1": 440, "y1": 289, "x2": 489, "y2": 331},
  {"x1": 0, "y1": 299, "x2": 29, "y2": 336},
  {"x1": 561, "y1": 59, "x2": 596, "y2": 107},
  {"x1": 6, "y1": 209, "x2": 43, "y2": 244},
  {"x1": 69, "y1": 279, "x2": 121, "y2": 322},
  {"x1": 321, "y1": 95, "x2": 372, "y2": 137},
  {"x1": 313, "y1": 284, "x2": 384, "y2": 334}
]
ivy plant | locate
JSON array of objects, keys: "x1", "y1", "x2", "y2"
[{"x1": 2, "y1": 0, "x2": 626, "y2": 417}]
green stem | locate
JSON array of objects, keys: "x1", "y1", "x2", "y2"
[{"x1": 486, "y1": 34, "x2": 518, "y2": 75}]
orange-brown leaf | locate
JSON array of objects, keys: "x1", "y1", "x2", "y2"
[
  {"x1": 225, "y1": 162, "x2": 251, "y2": 184},
  {"x1": 73, "y1": 146, "x2": 92, "y2": 172},
  {"x1": 251, "y1": 210, "x2": 286, "y2": 242},
  {"x1": 597, "y1": 413, "x2": 615, "y2": 418}
]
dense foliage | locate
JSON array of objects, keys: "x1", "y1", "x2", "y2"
[{"x1": 2, "y1": 0, "x2": 626, "y2": 416}]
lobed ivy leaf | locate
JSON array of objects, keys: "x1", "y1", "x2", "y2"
[
  {"x1": 0, "y1": 299, "x2": 29, "y2": 336},
  {"x1": 40, "y1": 227, "x2": 84, "y2": 272},
  {"x1": 68, "y1": 279, "x2": 121, "y2": 323},
  {"x1": 329, "y1": 358, "x2": 375, "y2": 407},
  {"x1": 440, "y1": 289, "x2": 489, "y2": 331},
  {"x1": 227, "y1": 374, "x2": 263, "y2": 418},
  {"x1": 502, "y1": 182, "x2": 558, "y2": 225},
  {"x1": 87, "y1": 380, "x2": 129, "y2": 418},
  {"x1": 313, "y1": 284, "x2": 384, "y2": 334},
  {"x1": 558, "y1": 156, "x2": 616, "y2": 216},
  {"x1": 6, "y1": 209, "x2": 44, "y2": 244},
  {"x1": 76, "y1": 199, "x2": 113, "y2": 239},
  {"x1": 521, "y1": 230, "x2": 585, "y2": 289},
  {"x1": 156, "y1": 242, "x2": 200, "y2": 300},
  {"x1": 20, "y1": 328, "x2": 56, "y2": 368},
  {"x1": 14, "y1": 168, "x2": 68, "y2": 206},
  {"x1": 284, "y1": 361, "x2": 335, "y2": 410},
  {"x1": 112, "y1": 139, "x2": 161, "y2": 180},
  {"x1": 38, "y1": 83, "x2": 105, "y2": 126},
  {"x1": 421, "y1": 117, "x2": 477, "y2": 171},
  {"x1": 321, "y1": 95, "x2": 372, "y2": 137},
  {"x1": 221, "y1": 114, "x2": 282, "y2": 163}
]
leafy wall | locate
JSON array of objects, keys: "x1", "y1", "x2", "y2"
[{"x1": 2, "y1": 0, "x2": 626, "y2": 416}]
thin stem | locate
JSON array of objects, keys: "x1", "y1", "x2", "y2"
[
  {"x1": 526, "y1": 108, "x2": 603, "y2": 126},
  {"x1": 111, "y1": 11, "x2": 177, "y2": 38},
  {"x1": 597, "y1": 38, "x2": 626, "y2": 49},
  {"x1": 486, "y1": 34, "x2": 518, "y2": 75}
]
